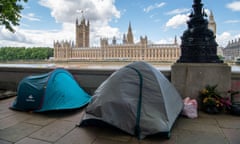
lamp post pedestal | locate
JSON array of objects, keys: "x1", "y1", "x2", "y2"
[{"x1": 171, "y1": 63, "x2": 231, "y2": 103}]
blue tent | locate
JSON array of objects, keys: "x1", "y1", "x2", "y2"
[{"x1": 11, "y1": 68, "x2": 91, "y2": 112}]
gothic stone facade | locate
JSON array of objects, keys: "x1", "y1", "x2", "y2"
[
  {"x1": 223, "y1": 38, "x2": 240, "y2": 60},
  {"x1": 54, "y1": 19, "x2": 180, "y2": 62}
]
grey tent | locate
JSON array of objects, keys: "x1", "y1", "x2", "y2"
[{"x1": 80, "y1": 61, "x2": 183, "y2": 139}]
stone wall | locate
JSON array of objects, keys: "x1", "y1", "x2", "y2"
[
  {"x1": 0, "y1": 67, "x2": 239, "y2": 101},
  {"x1": 0, "y1": 67, "x2": 170, "y2": 95}
]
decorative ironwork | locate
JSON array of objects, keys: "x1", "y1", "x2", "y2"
[{"x1": 177, "y1": 0, "x2": 222, "y2": 63}]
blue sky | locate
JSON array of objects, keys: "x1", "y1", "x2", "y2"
[{"x1": 0, "y1": 0, "x2": 240, "y2": 47}]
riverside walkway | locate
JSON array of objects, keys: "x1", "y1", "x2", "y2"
[{"x1": 0, "y1": 97, "x2": 240, "y2": 144}]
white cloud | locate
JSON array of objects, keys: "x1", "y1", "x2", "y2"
[
  {"x1": 0, "y1": 27, "x2": 29, "y2": 44},
  {"x1": 166, "y1": 8, "x2": 190, "y2": 15},
  {"x1": 216, "y1": 32, "x2": 240, "y2": 47},
  {"x1": 227, "y1": 1, "x2": 240, "y2": 11},
  {"x1": 143, "y1": 2, "x2": 166, "y2": 13},
  {"x1": 224, "y1": 20, "x2": 240, "y2": 24},
  {"x1": 0, "y1": 0, "x2": 121, "y2": 47},
  {"x1": 39, "y1": 0, "x2": 120, "y2": 23},
  {"x1": 0, "y1": 23, "x2": 75, "y2": 47},
  {"x1": 156, "y1": 37, "x2": 177, "y2": 44},
  {"x1": 204, "y1": 9, "x2": 211, "y2": 17},
  {"x1": 90, "y1": 21, "x2": 121, "y2": 46},
  {"x1": 38, "y1": 0, "x2": 121, "y2": 46},
  {"x1": 152, "y1": 32, "x2": 238, "y2": 47},
  {"x1": 165, "y1": 14, "x2": 189, "y2": 29},
  {"x1": 21, "y1": 13, "x2": 41, "y2": 21}
]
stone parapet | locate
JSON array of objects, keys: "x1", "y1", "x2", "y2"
[
  {"x1": 0, "y1": 67, "x2": 171, "y2": 95},
  {"x1": 1, "y1": 65, "x2": 238, "y2": 101}
]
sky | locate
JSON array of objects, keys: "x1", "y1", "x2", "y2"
[{"x1": 0, "y1": 0, "x2": 240, "y2": 48}]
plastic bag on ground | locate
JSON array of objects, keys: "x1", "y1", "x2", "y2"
[{"x1": 181, "y1": 97, "x2": 198, "y2": 119}]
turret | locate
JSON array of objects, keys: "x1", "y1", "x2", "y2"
[
  {"x1": 100, "y1": 38, "x2": 108, "y2": 47},
  {"x1": 112, "y1": 36, "x2": 117, "y2": 45},
  {"x1": 123, "y1": 34, "x2": 127, "y2": 44},
  {"x1": 174, "y1": 36, "x2": 178, "y2": 44},
  {"x1": 140, "y1": 36, "x2": 148, "y2": 45}
]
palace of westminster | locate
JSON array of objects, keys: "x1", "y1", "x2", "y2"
[{"x1": 53, "y1": 11, "x2": 240, "y2": 62}]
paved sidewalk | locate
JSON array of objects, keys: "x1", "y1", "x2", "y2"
[{"x1": 0, "y1": 97, "x2": 240, "y2": 144}]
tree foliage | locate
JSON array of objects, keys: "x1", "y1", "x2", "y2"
[
  {"x1": 0, "y1": 47, "x2": 53, "y2": 61},
  {"x1": 0, "y1": 0, "x2": 28, "y2": 32}
]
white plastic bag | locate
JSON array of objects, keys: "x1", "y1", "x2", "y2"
[{"x1": 182, "y1": 97, "x2": 198, "y2": 119}]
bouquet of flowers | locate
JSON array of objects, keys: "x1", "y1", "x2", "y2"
[{"x1": 199, "y1": 85, "x2": 231, "y2": 114}]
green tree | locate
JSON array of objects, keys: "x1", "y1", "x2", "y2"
[
  {"x1": 16, "y1": 47, "x2": 26, "y2": 59},
  {"x1": 0, "y1": 47, "x2": 53, "y2": 61},
  {"x1": 0, "y1": 0, "x2": 28, "y2": 32}
]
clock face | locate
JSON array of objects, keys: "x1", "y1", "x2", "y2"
[
  {"x1": 209, "y1": 26, "x2": 213, "y2": 31},
  {"x1": 208, "y1": 25, "x2": 215, "y2": 33}
]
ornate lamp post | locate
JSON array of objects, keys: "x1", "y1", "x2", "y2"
[{"x1": 177, "y1": 0, "x2": 222, "y2": 63}]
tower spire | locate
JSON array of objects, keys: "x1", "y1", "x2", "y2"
[
  {"x1": 128, "y1": 22, "x2": 132, "y2": 32},
  {"x1": 208, "y1": 10, "x2": 216, "y2": 35},
  {"x1": 127, "y1": 21, "x2": 134, "y2": 44}
]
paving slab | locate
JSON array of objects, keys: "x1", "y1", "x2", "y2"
[
  {"x1": 0, "y1": 99, "x2": 16, "y2": 120},
  {"x1": 0, "y1": 139, "x2": 12, "y2": 144},
  {"x1": 212, "y1": 114, "x2": 240, "y2": 120},
  {"x1": 0, "y1": 112, "x2": 32, "y2": 129},
  {"x1": 175, "y1": 117, "x2": 222, "y2": 134},
  {"x1": 55, "y1": 127, "x2": 96, "y2": 144},
  {"x1": 15, "y1": 137, "x2": 51, "y2": 144},
  {"x1": 30, "y1": 120, "x2": 76, "y2": 142},
  {"x1": 0, "y1": 101, "x2": 11, "y2": 110},
  {"x1": 179, "y1": 115, "x2": 218, "y2": 125},
  {"x1": 176, "y1": 129, "x2": 229, "y2": 144},
  {"x1": 217, "y1": 119, "x2": 240, "y2": 129},
  {"x1": 0, "y1": 110, "x2": 15, "y2": 120},
  {"x1": 24, "y1": 114, "x2": 56, "y2": 126},
  {"x1": 92, "y1": 138, "x2": 129, "y2": 144},
  {"x1": 61, "y1": 109, "x2": 85, "y2": 123},
  {"x1": 129, "y1": 134, "x2": 177, "y2": 144},
  {"x1": 1, "y1": 96, "x2": 240, "y2": 144},
  {"x1": 222, "y1": 128, "x2": 240, "y2": 144},
  {"x1": 0, "y1": 122, "x2": 41, "y2": 142},
  {"x1": 94, "y1": 134, "x2": 176, "y2": 144},
  {"x1": 96, "y1": 126, "x2": 132, "y2": 142}
]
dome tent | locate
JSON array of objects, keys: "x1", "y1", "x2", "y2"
[
  {"x1": 11, "y1": 68, "x2": 91, "y2": 112},
  {"x1": 80, "y1": 61, "x2": 183, "y2": 139}
]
